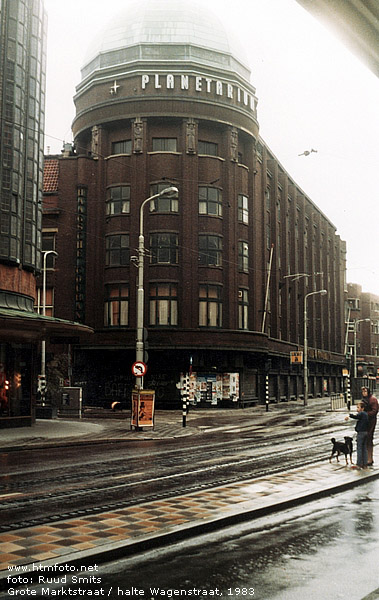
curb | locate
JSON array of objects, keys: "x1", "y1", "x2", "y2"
[{"x1": 1, "y1": 468, "x2": 378, "y2": 592}]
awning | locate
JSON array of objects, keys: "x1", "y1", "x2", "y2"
[{"x1": 0, "y1": 307, "x2": 93, "y2": 343}]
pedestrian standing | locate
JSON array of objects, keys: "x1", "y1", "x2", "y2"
[
  {"x1": 361, "y1": 386, "x2": 378, "y2": 466},
  {"x1": 345, "y1": 401, "x2": 369, "y2": 469}
]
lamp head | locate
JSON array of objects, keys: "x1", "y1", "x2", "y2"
[{"x1": 159, "y1": 186, "x2": 178, "y2": 197}]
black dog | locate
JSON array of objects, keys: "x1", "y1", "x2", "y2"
[{"x1": 329, "y1": 437, "x2": 353, "y2": 465}]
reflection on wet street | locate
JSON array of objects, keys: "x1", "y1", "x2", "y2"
[{"x1": 95, "y1": 478, "x2": 379, "y2": 600}]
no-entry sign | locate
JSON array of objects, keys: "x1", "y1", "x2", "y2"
[{"x1": 131, "y1": 361, "x2": 147, "y2": 377}]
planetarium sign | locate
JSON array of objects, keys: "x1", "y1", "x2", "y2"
[{"x1": 139, "y1": 73, "x2": 257, "y2": 115}]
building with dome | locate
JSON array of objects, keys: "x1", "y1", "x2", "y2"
[{"x1": 42, "y1": 0, "x2": 347, "y2": 408}]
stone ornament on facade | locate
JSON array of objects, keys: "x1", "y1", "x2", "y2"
[
  {"x1": 186, "y1": 119, "x2": 197, "y2": 154},
  {"x1": 91, "y1": 125, "x2": 99, "y2": 159},
  {"x1": 230, "y1": 127, "x2": 238, "y2": 162},
  {"x1": 133, "y1": 117, "x2": 144, "y2": 153}
]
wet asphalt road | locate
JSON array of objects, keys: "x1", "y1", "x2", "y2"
[{"x1": 0, "y1": 414, "x2": 351, "y2": 530}]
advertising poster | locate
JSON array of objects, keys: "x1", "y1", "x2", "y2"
[{"x1": 131, "y1": 389, "x2": 155, "y2": 428}]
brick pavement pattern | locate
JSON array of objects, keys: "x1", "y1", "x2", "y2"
[{"x1": 1, "y1": 460, "x2": 377, "y2": 575}]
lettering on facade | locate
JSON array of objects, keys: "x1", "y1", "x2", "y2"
[
  {"x1": 140, "y1": 73, "x2": 257, "y2": 115},
  {"x1": 75, "y1": 187, "x2": 87, "y2": 322}
]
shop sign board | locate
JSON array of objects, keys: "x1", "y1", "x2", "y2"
[
  {"x1": 131, "y1": 389, "x2": 155, "y2": 429},
  {"x1": 290, "y1": 351, "x2": 303, "y2": 364}
]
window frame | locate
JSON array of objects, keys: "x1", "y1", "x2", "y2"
[
  {"x1": 238, "y1": 241, "x2": 249, "y2": 273},
  {"x1": 106, "y1": 185, "x2": 131, "y2": 216},
  {"x1": 238, "y1": 289, "x2": 249, "y2": 330},
  {"x1": 199, "y1": 234, "x2": 223, "y2": 267},
  {"x1": 150, "y1": 182, "x2": 179, "y2": 213},
  {"x1": 198, "y1": 140, "x2": 218, "y2": 156},
  {"x1": 198, "y1": 186, "x2": 222, "y2": 217},
  {"x1": 199, "y1": 284, "x2": 222, "y2": 328},
  {"x1": 149, "y1": 282, "x2": 178, "y2": 327},
  {"x1": 238, "y1": 194, "x2": 249, "y2": 224},
  {"x1": 105, "y1": 234, "x2": 130, "y2": 267},
  {"x1": 150, "y1": 232, "x2": 179, "y2": 265},
  {"x1": 152, "y1": 138, "x2": 177, "y2": 152},
  {"x1": 111, "y1": 139, "x2": 132, "y2": 155},
  {"x1": 104, "y1": 283, "x2": 129, "y2": 327}
]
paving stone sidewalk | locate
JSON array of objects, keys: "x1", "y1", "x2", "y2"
[{"x1": 1, "y1": 457, "x2": 378, "y2": 585}]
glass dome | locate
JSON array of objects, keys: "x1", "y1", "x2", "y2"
[{"x1": 81, "y1": 0, "x2": 250, "y2": 80}]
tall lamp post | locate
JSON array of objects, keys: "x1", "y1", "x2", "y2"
[
  {"x1": 304, "y1": 289, "x2": 327, "y2": 406},
  {"x1": 135, "y1": 186, "x2": 178, "y2": 390},
  {"x1": 353, "y1": 318, "x2": 370, "y2": 378},
  {"x1": 40, "y1": 250, "x2": 58, "y2": 401}
]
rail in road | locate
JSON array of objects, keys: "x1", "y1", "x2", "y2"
[{"x1": 0, "y1": 419, "x2": 358, "y2": 533}]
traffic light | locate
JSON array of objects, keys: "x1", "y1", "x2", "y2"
[{"x1": 38, "y1": 375, "x2": 47, "y2": 397}]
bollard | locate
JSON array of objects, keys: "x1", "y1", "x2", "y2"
[
  {"x1": 265, "y1": 374, "x2": 269, "y2": 412},
  {"x1": 346, "y1": 376, "x2": 351, "y2": 411},
  {"x1": 182, "y1": 374, "x2": 189, "y2": 427}
]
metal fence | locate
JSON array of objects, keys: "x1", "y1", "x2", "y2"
[{"x1": 330, "y1": 393, "x2": 346, "y2": 411}]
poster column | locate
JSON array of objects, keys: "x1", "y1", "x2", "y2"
[{"x1": 131, "y1": 389, "x2": 155, "y2": 430}]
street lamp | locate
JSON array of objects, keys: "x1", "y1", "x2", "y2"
[
  {"x1": 353, "y1": 318, "x2": 370, "y2": 378},
  {"x1": 135, "y1": 186, "x2": 178, "y2": 390},
  {"x1": 303, "y1": 289, "x2": 327, "y2": 406},
  {"x1": 40, "y1": 250, "x2": 58, "y2": 401}
]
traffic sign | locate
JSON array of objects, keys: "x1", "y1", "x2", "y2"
[{"x1": 132, "y1": 361, "x2": 147, "y2": 377}]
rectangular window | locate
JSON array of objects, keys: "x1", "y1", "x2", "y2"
[
  {"x1": 111, "y1": 140, "x2": 132, "y2": 154},
  {"x1": 199, "y1": 235, "x2": 222, "y2": 267},
  {"x1": 199, "y1": 284, "x2": 222, "y2": 327},
  {"x1": 238, "y1": 194, "x2": 248, "y2": 224},
  {"x1": 238, "y1": 241, "x2": 249, "y2": 272},
  {"x1": 149, "y1": 283, "x2": 178, "y2": 326},
  {"x1": 199, "y1": 187, "x2": 222, "y2": 217},
  {"x1": 150, "y1": 233, "x2": 178, "y2": 264},
  {"x1": 150, "y1": 183, "x2": 178, "y2": 213},
  {"x1": 42, "y1": 232, "x2": 56, "y2": 269},
  {"x1": 198, "y1": 140, "x2": 218, "y2": 156},
  {"x1": 104, "y1": 284, "x2": 129, "y2": 327},
  {"x1": 105, "y1": 234, "x2": 130, "y2": 266},
  {"x1": 348, "y1": 298, "x2": 360, "y2": 310},
  {"x1": 152, "y1": 138, "x2": 177, "y2": 152},
  {"x1": 238, "y1": 289, "x2": 249, "y2": 330},
  {"x1": 106, "y1": 186, "x2": 131, "y2": 215}
]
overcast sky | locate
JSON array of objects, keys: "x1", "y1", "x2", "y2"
[{"x1": 44, "y1": 0, "x2": 379, "y2": 296}]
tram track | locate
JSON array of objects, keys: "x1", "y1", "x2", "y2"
[
  {"x1": 0, "y1": 420, "x2": 345, "y2": 490},
  {"x1": 0, "y1": 426, "x2": 345, "y2": 533}
]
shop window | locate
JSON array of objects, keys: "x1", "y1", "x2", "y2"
[
  {"x1": 199, "y1": 284, "x2": 222, "y2": 327},
  {"x1": 150, "y1": 183, "x2": 178, "y2": 213},
  {"x1": 106, "y1": 186, "x2": 130, "y2": 215},
  {"x1": 105, "y1": 234, "x2": 130, "y2": 266},
  {"x1": 111, "y1": 140, "x2": 132, "y2": 154},
  {"x1": 150, "y1": 233, "x2": 178, "y2": 264},
  {"x1": 199, "y1": 187, "x2": 222, "y2": 217},
  {"x1": 198, "y1": 140, "x2": 218, "y2": 156},
  {"x1": 152, "y1": 138, "x2": 177, "y2": 152},
  {"x1": 238, "y1": 194, "x2": 248, "y2": 224},
  {"x1": 149, "y1": 283, "x2": 178, "y2": 326},
  {"x1": 104, "y1": 284, "x2": 129, "y2": 327},
  {"x1": 199, "y1": 235, "x2": 222, "y2": 267}
]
